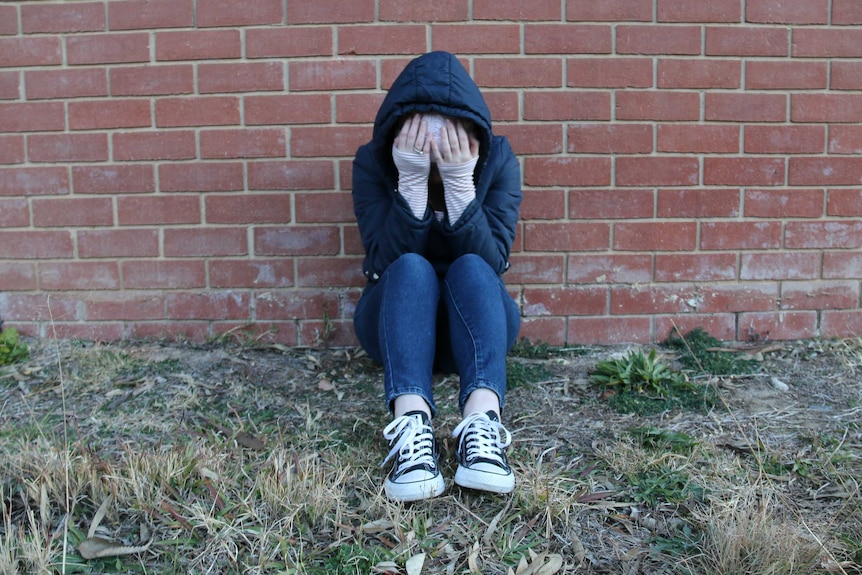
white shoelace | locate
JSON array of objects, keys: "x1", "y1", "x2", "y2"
[
  {"x1": 452, "y1": 412, "x2": 512, "y2": 466},
  {"x1": 381, "y1": 414, "x2": 436, "y2": 474}
]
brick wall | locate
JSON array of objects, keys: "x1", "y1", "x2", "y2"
[{"x1": 1, "y1": 0, "x2": 861, "y2": 346}]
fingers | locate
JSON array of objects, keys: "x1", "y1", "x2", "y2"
[
  {"x1": 438, "y1": 119, "x2": 477, "y2": 164},
  {"x1": 395, "y1": 114, "x2": 428, "y2": 154}
]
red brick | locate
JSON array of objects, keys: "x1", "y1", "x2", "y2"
[
  {"x1": 523, "y1": 158, "x2": 611, "y2": 187},
  {"x1": 616, "y1": 157, "x2": 699, "y2": 187},
  {"x1": 199, "y1": 62, "x2": 284, "y2": 94},
  {"x1": 110, "y1": 65, "x2": 194, "y2": 96},
  {"x1": 568, "y1": 124, "x2": 652, "y2": 154},
  {"x1": 290, "y1": 60, "x2": 376, "y2": 91},
  {"x1": 524, "y1": 222, "x2": 610, "y2": 252},
  {"x1": 516, "y1": 318, "x2": 565, "y2": 345},
  {"x1": 655, "y1": 253, "x2": 738, "y2": 282},
  {"x1": 746, "y1": 61, "x2": 827, "y2": 91},
  {"x1": 335, "y1": 94, "x2": 386, "y2": 124},
  {"x1": 824, "y1": 252, "x2": 862, "y2": 279},
  {"x1": 27, "y1": 134, "x2": 107, "y2": 163},
  {"x1": 524, "y1": 92, "x2": 611, "y2": 121},
  {"x1": 156, "y1": 97, "x2": 240, "y2": 127},
  {"x1": 520, "y1": 189, "x2": 564, "y2": 220},
  {"x1": 339, "y1": 24, "x2": 426, "y2": 56},
  {"x1": 618, "y1": 26, "x2": 702, "y2": 55},
  {"x1": 156, "y1": 30, "x2": 242, "y2": 61},
  {"x1": 0, "y1": 167, "x2": 69, "y2": 196},
  {"x1": 0, "y1": 263, "x2": 37, "y2": 291},
  {"x1": 789, "y1": 157, "x2": 862, "y2": 186},
  {"x1": 0, "y1": 102, "x2": 65, "y2": 132},
  {"x1": 0, "y1": 136, "x2": 24, "y2": 165},
  {"x1": 165, "y1": 291, "x2": 250, "y2": 321},
  {"x1": 382, "y1": 57, "x2": 418, "y2": 88},
  {"x1": 127, "y1": 321, "x2": 210, "y2": 341},
  {"x1": 614, "y1": 222, "x2": 697, "y2": 251},
  {"x1": 505, "y1": 254, "x2": 565, "y2": 284},
  {"x1": 658, "y1": 188, "x2": 740, "y2": 218},
  {"x1": 831, "y1": 62, "x2": 862, "y2": 91},
  {"x1": 32, "y1": 197, "x2": 113, "y2": 227},
  {"x1": 827, "y1": 189, "x2": 862, "y2": 217},
  {"x1": 209, "y1": 260, "x2": 294, "y2": 288},
  {"x1": 66, "y1": 33, "x2": 150, "y2": 65},
  {"x1": 474, "y1": 58, "x2": 562, "y2": 89},
  {"x1": 69, "y1": 100, "x2": 151, "y2": 130},
  {"x1": 738, "y1": 311, "x2": 818, "y2": 341},
  {"x1": 740, "y1": 253, "x2": 821, "y2": 280},
  {"x1": 0, "y1": 294, "x2": 79, "y2": 324},
  {"x1": 254, "y1": 289, "x2": 329, "y2": 322},
  {"x1": 524, "y1": 24, "x2": 611, "y2": 54},
  {"x1": 656, "y1": 315, "x2": 737, "y2": 342},
  {"x1": 49, "y1": 322, "x2": 127, "y2": 341},
  {"x1": 291, "y1": 0, "x2": 374, "y2": 23},
  {"x1": 113, "y1": 131, "x2": 196, "y2": 161},
  {"x1": 294, "y1": 192, "x2": 354, "y2": 223},
  {"x1": 291, "y1": 126, "x2": 369, "y2": 157},
  {"x1": 833, "y1": 0, "x2": 862, "y2": 24},
  {"x1": 296, "y1": 257, "x2": 364, "y2": 287},
  {"x1": 83, "y1": 292, "x2": 165, "y2": 321},
  {"x1": 657, "y1": 124, "x2": 740, "y2": 154},
  {"x1": 117, "y1": 195, "x2": 200, "y2": 225},
  {"x1": 747, "y1": 0, "x2": 828, "y2": 24},
  {"x1": 567, "y1": 254, "x2": 652, "y2": 284},
  {"x1": 786, "y1": 221, "x2": 862, "y2": 249},
  {"x1": 122, "y1": 260, "x2": 207, "y2": 289},
  {"x1": 616, "y1": 92, "x2": 700, "y2": 121},
  {"x1": 0, "y1": 71, "x2": 19, "y2": 100},
  {"x1": 159, "y1": 162, "x2": 244, "y2": 192},
  {"x1": 613, "y1": 284, "x2": 710, "y2": 315},
  {"x1": 40, "y1": 262, "x2": 120, "y2": 290},
  {"x1": 705, "y1": 93, "x2": 786, "y2": 122},
  {"x1": 569, "y1": 189, "x2": 654, "y2": 219},
  {"x1": 25, "y1": 68, "x2": 107, "y2": 100},
  {"x1": 255, "y1": 226, "x2": 341, "y2": 256},
  {"x1": 109, "y1": 0, "x2": 194, "y2": 30},
  {"x1": 706, "y1": 26, "x2": 789, "y2": 57},
  {"x1": 0, "y1": 231, "x2": 74, "y2": 260},
  {"x1": 197, "y1": 0, "x2": 282, "y2": 26},
  {"x1": 567, "y1": 0, "x2": 653, "y2": 22},
  {"x1": 382, "y1": 0, "x2": 470, "y2": 22},
  {"x1": 657, "y1": 0, "x2": 741, "y2": 23},
  {"x1": 248, "y1": 160, "x2": 335, "y2": 191},
  {"x1": 206, "y1": 194, "x2": 292, "y2": 224},
  {"x1": 821, "y1": 310, "x2": 862, "y2": 339},
  {"x1": 246, "y1": 27, "x2": 333, "y2": 58},
  {"x1": 793, "y1": 29, "x2": 862, "y2": 58},
  {"x1": 744, "y1": 126, "x2": 825, "y2": 154},
  {"x1": 567, "y1": 58, "x2": 652, "y2": 88},
  {"x1": 78, "y1": 229, "x2": 159, "y2": 258},
  {"x1": 658, "y1": 59, "x2": 741, "y2": 89},
  {"x1": 497, "y1": 124, "x2": 563, "y2": 155},
  {"x1": 701, "y1": 221, "x2": 782, "y2": 250},
  {"x1": 792, "y1": 94, "x2": 862, "y2": 124},
  {"x1": 200, "y1": 128, "x2": 286, "y2": 159},
  {"x1": 568, "y1": 317, "x2": 652, "y2": 345},
  {"x1": 474, "y1": 0, "x2": 558, "y2": 20},
  {"x1": 703, "y1": 157, "x2": 785, "y2": 186},
  {"x1": 744, "y1": 189, "x2": 824, "y2": 218},
  {"x1": 164, "y1": 228, "x2": 248, "y2": 257},
  {"x1": 247, "y1": 94, "x2": 331, "y2": 125},
  {"x1": 781, "y1": 281, "x2": 859, "y2": 311},
  {"x1": 343, "y1": 225, "x2": 364, "y2": 254},
  {"x1": 0, "y1": 198, "x2": 28, "y2": 227},
  {"x1": 432, "y1": 24, "x2": 521, "y2": 55},
  {"x1": 0, "y1": 6, "x2": 17, "y2": 35},
  {"x1": 73, "y1": 165, "x2": 155, "y2": 194},
  {"x1": 21, "y1": 2, "x2": 105, "y2": 33},
  {"x1": 523, "y1": 287, "x2": 607, "y2": 317},
  {"x1": 699, "y1": 284, "x2": 780, "y2": 313},
  {"x1": 1, "y1": 37, "x2": 64, "y2": 67},
  {"x1": 829, "y1": 125, "x2": 862, "y2": 154}
]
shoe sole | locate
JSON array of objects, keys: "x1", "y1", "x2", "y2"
[
  {"x1": 454, "y1": 466, "x2": 515, "y2": 494},
  {"x1": 385, "y1": 474, "x2": 445, "y2": 502}
]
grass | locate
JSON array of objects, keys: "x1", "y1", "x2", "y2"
[{"x1": 1, "y1": 334, "x2": 860, "y2": 574}]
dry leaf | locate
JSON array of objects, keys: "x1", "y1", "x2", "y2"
[
  {"x1": 318, "y1": 378, "x2": 334, "y2": 391},
  {"x1": 78, "y1": 536, "x2": 153, "y2": 560},
  {"x1": 406, "y1": 552, "x2": 426, "y2": 575},
  {"x1": 468, "y1": 542, "x2": 481, "y2": 573}
]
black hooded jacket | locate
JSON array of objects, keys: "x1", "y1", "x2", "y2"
[{"x1": 352, "y1": 51, "x2": 522, "y2": 282}]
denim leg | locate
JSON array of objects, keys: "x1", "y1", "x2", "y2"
[
  {"x1": 353, "y1": 253, "x2": 439, "y2": 415},
  {"x1": 442, "y1": 254, "x2": 521, "y2": 414}
]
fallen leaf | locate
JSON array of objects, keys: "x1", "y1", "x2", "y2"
[
  {"x1": 468, "y1": 542, "x2": 481, "y2": 574},
  {"x1": 406, "y1": 552, "x2": 426, "y2": 575}
]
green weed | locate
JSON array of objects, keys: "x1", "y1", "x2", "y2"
[
  {"x1": 590, "y1": 348, "x2": 689, "y2": 396},
  {"x1": 665, "y1": 327, "x2": 759, "y2": 377},
  {"x1": 0, "y1": 327, "x2": 28, "y2": 367},
  {"x1": 629, "y1": 426, "x2": 699, "y2": 454}
]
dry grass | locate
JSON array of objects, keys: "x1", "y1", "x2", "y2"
[{"x1": 1, "y1": 334, "x2": 861, "y2": 574}]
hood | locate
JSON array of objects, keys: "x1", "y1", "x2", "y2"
[{"x1": 370, "y1": 51, "x2": 493, "y2": 167}]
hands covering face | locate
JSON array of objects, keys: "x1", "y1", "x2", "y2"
[{"x1": 394, "y1": 114, "x2": 479, "y2": 165}]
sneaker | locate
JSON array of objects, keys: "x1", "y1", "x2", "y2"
[
  {"x1": 381, "y1": 411, "x2": 445, "y2": 502},
  {"x1": 452, "y1": 410, "x2": 515, "y2": 494}
]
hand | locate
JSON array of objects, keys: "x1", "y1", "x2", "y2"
[
  {"x1": 394, "y1": 113, "x2": 430, "y2": 156},
  {"x1": 392, "y1": 114, "x2": 431, "y2": 219},
  {"x1": 431, "y1": 119, "x2": 479, "y2": 165}
]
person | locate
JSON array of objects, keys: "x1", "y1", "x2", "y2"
[{"x1": 351, "y1": 51, "x2": 522, "y2": 502}]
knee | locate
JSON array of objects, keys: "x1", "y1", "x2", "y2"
[
  {"x1": 389, "y1": 253, "x2": 436, "y2": 282},
  {"x1": 448, "y1": 254, "x2": 494, "y2": 280}
]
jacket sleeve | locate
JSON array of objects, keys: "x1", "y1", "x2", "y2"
[
  {"x1": 352, "y1": 144, "x2": 433, "y2": 281},
  {"x1": 442, "y1": 136, "x2": 521, "y2": 275}
]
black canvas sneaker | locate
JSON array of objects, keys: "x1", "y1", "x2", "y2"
[
  {"x1": 381, "y1": 411, "x2": 445, "y2": 502},
  {"x1": 452, "y1": 410, "x2": 515, "y2": 494}
]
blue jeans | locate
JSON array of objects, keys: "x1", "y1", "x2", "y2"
[{"x1": 353, "y1": 253, "x2": 521, "y2": 417}]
